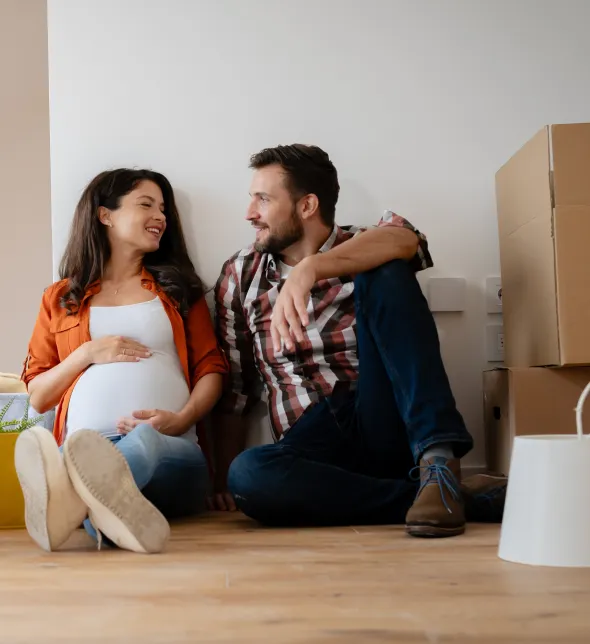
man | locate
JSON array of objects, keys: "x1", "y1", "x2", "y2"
[{"x1": 213, "y1": 144, "x2": 504, "y2": 537}]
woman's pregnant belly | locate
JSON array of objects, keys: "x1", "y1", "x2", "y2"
[{"x1": 66, "y1": 353, "x2": 191, "y2": 438}]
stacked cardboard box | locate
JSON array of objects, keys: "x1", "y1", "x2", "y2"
[{"x1": 485, "y1": 123, "x2": 590, "y2": 474}]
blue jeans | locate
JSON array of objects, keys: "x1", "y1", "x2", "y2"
[
  {"x1": 228, "y1": 260, "x2": 473, "y2": 526},
  {"x1": 81, "y1": 424, "x2": 209, "y2": 540}
]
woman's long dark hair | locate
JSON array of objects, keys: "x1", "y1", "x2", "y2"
[{"x1": 59, "y1": 169, "x2": 204, "y2": 317}]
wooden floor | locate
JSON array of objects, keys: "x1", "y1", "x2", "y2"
[{"x1": 1, "y1": 514, "x2": 589, "y2": 643}]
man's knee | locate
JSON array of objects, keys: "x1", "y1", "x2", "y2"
[
  {"x1": 228, "y1": 446, "x2": 285, "y2": 522},
  {"x1": 354, "y1": 259, "x2": 414, "y2": 292},
  {"x1": 354, "y1": 259, "x2": 423, "y2": 315},
  {"x1": 227, "y1": 447, "x2": 266, "y2": 501}
]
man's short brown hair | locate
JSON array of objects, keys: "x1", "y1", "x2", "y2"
[{"x1": 249, "y1": 144, "x2": 340, "y2": 228}]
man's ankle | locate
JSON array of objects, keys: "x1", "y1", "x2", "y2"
[{"x1": 421, "y1": 443, "x2": 454, "y2": 462}]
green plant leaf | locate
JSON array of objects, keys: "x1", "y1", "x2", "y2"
[
  {"x1": 0, "y1": 397, "x2": 44, "y2": 433},
  {"x1": 0, "y1": 419, "x2": 20, "y2": 431},
  {"x1": 16, "y1": 416, "x2": 43, "y2": 433},
  {"x1": 0, "y1": 397, "x2": 15, "y2": 424}
]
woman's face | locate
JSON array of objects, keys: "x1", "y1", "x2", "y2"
[{"x1": 100, "y1": 180, "x2": 167, "y2": 254}]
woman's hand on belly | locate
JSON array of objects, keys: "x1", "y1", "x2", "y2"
[
  {"x1": 117, "y1": 408, "x2": 187, "y2": 436},
  {"x1": 85, "y1": 336, "x2": 152, "y2": 365}
]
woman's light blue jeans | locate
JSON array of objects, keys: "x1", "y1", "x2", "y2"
[{"x1": 77, "y1": 424, "x2": 209, "y2": 542}]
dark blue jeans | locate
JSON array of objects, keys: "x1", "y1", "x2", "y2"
[{"x1": 228, "y1": 260, "x2": 473, "y2": 526}]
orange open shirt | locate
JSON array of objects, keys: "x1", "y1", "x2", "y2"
[{"x1": 21, "y1": 268, "x2": 228, "y2": 459}]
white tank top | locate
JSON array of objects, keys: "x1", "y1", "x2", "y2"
[{"x1": 66, "y1": 297, "x2": 195, "y2": 440}]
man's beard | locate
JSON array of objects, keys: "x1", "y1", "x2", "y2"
[{"x1": 254, "y1": 206, "x2": 303, "y2": 255}]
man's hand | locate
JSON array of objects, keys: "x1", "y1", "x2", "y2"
[
  {"x1": 208, "y1": 414, "x2": 248, "y2": 512},
  {"x1": 207, "y1": 492, "x2": 236, "y2": 512},
  {"x1": 207, "y1": 471, "x2": 237, "y2": 512},
  {"x1": 117, "y1": 409, "x2": 186, "y2": 436},
  {"x1": 271, "y1": 257, "x2": 317, "y2": 353}
]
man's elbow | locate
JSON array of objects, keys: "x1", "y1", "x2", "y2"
[{"x1": 403, "y1": 238, "x2": 420, "y2": 260}]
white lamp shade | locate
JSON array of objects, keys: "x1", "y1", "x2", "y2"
[{"x1": 498, "y1": 382, "x2": 590, "y2": 567}]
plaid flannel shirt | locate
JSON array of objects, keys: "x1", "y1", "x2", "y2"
[{"x1": 215, "y1": 211, "x2": 433, "y2": 439}]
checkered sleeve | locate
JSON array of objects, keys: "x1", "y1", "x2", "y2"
[
  {"x1": 214, "y1": 257, "x2": 262, "y2": 415},
  {"x1": 377, "y1": 210, "x2": 433, "y2": 271}
]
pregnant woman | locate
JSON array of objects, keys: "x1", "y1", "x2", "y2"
[{"x1": 15, "y1": 168, "x2": 228, "y2": 554}]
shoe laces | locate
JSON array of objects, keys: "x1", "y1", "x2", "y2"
[{"x1": 410, "y1": 460, "x2": 461, "y2": 514}]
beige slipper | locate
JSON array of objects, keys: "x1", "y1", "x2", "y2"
[
  {"x1": 0, "y1": 373, "x2": 26, "y2": 394},
  {"x1": 63, "y1": 430, "x2": 170, "y2": 554},
  {"x1": 14, "y1": 426, "x2": 88, "y2": 551}
]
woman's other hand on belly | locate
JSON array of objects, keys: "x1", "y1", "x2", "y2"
[
  {"x1": 85, "y1": 336, "x2": 152, "y2": 365},
  {"x1": 117, "y1": 408, "x2": 186, "y2": 436}
]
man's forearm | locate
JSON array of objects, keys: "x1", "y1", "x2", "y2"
[{"x1": 309, "y1": 227, "x2": 419, "y2": 281}]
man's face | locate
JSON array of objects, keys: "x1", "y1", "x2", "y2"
[{"x1": 246, "y1": 164, "x2": 303, "y2": 254}]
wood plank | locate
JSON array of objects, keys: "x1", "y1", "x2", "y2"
[{"x1": 1, "y1": 514, "x2": 589, "y2": 643}]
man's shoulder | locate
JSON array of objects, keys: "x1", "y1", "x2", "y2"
[
  {"x1": 334, "y1": 224, "x2": 368, "y2": 244},
  {"x1": 338, "y1": 224, "x2": 367, "y2": 235},
  {"x1": 222, "y1": 245, "x2": 265, "y2": 275},
  {"x1": 223, "y1": 244, "x2": 258, "y2": 266}
]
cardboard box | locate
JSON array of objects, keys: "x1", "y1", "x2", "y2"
[
  {"x1": 495, "y1": 123, "x2": 590, "y2": 367},
  {"x1": 483, "y1": 367, "x2": 590, "y2": 475}
]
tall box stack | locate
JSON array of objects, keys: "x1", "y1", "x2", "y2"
[
  {"x1": 486, "y1": 123, "x2": 590, "y2": 473},
  {"x1": 495, "y1": 123, "x2": 590, "y2": 367}
]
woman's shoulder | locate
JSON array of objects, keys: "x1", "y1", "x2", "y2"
[
  {"x1": 39, "y1": 279, "x2": 71, "y2": 316},
  {"x1": 42, "y1": 279, "x2": 70, "y2": 300}
]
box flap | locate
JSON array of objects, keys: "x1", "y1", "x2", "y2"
[
  {"x1": 554, "y1": 205, "x2": 590, "y2": 365},
  {"x1": 551, "y1": 124, "x2": 590, "y2": 206},
  {"x1": 495, "y1": 127, "x2": 551, "y2": 237}
]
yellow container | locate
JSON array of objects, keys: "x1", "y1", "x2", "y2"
[{"x1": 0, "y1": 432, "x2": 25, "y2": 529}]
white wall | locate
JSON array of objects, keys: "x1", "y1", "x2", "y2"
[{"x1": 47, "y1": 0, "x2": 590, "y2": 467}]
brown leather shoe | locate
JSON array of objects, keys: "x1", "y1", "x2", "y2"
[
  {"x1": 462, "y1": 473, "x2": 507, "y2": 523},
  {"x1": 405, "y1": 457, "x2": 465, "y2": 538}
]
